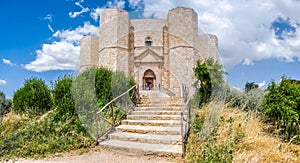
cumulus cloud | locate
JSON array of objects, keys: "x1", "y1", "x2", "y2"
[
  {"x1": 53, "y1": 22, "x2": 98, "y2": 44},
  {"x1": 69, "y1": 0, "x2": 90, "y2": 18},
  {"x1": 25, "y1": 22, "x2": 98, "y2": 72},
  {"x1": 90, "y1": 8, "x2": 104, "y2": 22},
  {"x1": 90, "y1": 0, "x2": 126, "y2": 22},
  {"x1": 106, "y1": 0, "x2": 125, "y2": 9},
  {"x1": 142, "y1": 0, "x2": 300, "y2": 68},
  {"x1": 258, "y1": 80, "x2": 266, "y2": 88},
  {"x1": 2, "y1": 58, "x2": 16, "y2": 67},
  {"x1": 0, "y1": 79, "x2": 7, "y2": 85},
  {"x1": 129, "y1": 0, "x2": 144, "y2": 10}
]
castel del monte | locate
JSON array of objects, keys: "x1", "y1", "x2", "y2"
[{"x1": 80, "y1": 6, "x2": 219, "y2": 97}]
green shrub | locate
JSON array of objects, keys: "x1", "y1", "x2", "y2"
[
  {"x1": 0, "y1": 91, "x2": 11, "y2": 118},
  {"x1": 0, "y1": 76, "x2": 93, "y2": 160},
  {"x1": 13, "y1": 78, "x2": 52, "y2": 116},
  {"x1": 194, "y1": 58, "x2": 227, "y2": 106},
  {"x1": 261, "y1": 77, "x2": 300, "y2": 142},
  {"x1": 72, "y1": 67, "x2": 135, "y2": 139},
  {"x1": 226, "y1": 88, "x2": 264, "y2": 112},
  {"x1": 52, "y1": 75, "x2": 75, "y2": 119}
]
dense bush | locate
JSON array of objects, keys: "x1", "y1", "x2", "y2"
[
  {"x1": 52, "y1": 75, "x2": 75, "y2": 119},
  {"x1": 0, "y1": 76, "x2": 93, "y2": 160},
  {"x1": 261, "y1": 77, "x2": 300, "y2": 142},
  {"x1": 194, "y1": 58, "x2": 227, "y2": 106},
  {"x1": 13, "y1": 78, "x2": 52, "y2": 116},
  {"x1": 226, "y1": 87, "x2": 264, "y2": 112},
  {"x1": 0, "y1": 91, "x2": 12, "y2": 119},
  {"x1": 72, "y1": 67, "x2": 135, "y2": 139}
]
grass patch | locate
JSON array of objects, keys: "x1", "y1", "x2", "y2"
[
  {"x1": 186, "y1": 105, "x2": 300, "y2": 162},
  {"x1": 186, "y1": 105, "x2": 244, "y2": 163},
  {"x1": 0, "y1": 110, "x2": 94, "y2": 161}
]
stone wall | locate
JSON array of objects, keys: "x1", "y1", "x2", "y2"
[
  {"x1": 79, "y1": 7, "x2": 219, "y2": 97},
  {"x1": 199, "y1": 34, "x2": 219, "y2": 61},
  {"x1": 99, "y1": 8, "x2": 130, "y2": 74},
  {"x1": 80, "y1": 36, "x2": 99, "y2": 72}
]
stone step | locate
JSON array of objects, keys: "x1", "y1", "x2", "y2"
[
  {"x1": 109, "y1": 131, "x2": 182, "y2": 145},
  {"x1": 135, "y1": 106, "x2": 182, "y2": 111},
  {"x1": 130, "y1": 110, "x2": 181, "y2": 115},
  {"x1": 127, "y1": 114, "x2": 181, "y2": 120},
  {"x1": 116, "y1": 125, "x2": 181, "y2": 135},
  {"x1": 121, "y1": 119, "x2": 182, "y2": 127},
  {"x1": 99, "y1": 139, "x2": 182, "y2": 157}
]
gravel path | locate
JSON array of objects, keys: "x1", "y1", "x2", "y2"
[{"x1": 9, "y1": 148, "x2": 178, "y2": 163}]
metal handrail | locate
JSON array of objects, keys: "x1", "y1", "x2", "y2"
[
  {"x1": 180, "y1": 84, "x2": 191, "y2": 157},
  {"x1": 95, "y1": 84, "x2": 139, "y2": 142},
  {"x1": 96, "y1": 85, "x2": 137, "y2": 115}
]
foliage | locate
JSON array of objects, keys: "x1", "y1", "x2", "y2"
[
  {"x1": 52, "y1": 75, "x2": 75, "y2": 119},
  {"x1": 0, "y1": 111, "x2": 93, "y2": 160},
  {"x1": 13, "y1": 78, "x2": 52, "y2": 116},
  {"x1": 194, "y1": 58, "x2": 227, "y2": 106},
  {"x1": 186, "y1": 111, "x2": 244, "y2": 162},
  {"x1": 226, "y1": 87, "x2": 264, "y2": 112},
  {"x1": 72, "y1": 67, "x2": 135, "y2": 139},
  {"x1": 0, "y1": 76, "x2": 93, "y2": 160},
  {"x1": 261, "y1": 76, "x2": 300, "y2": 143},
  {"x1": 245, "y1": 82, "x2": 259, "y2": 92},
  {"x1": 0, "y1": 91, "x2": 12, "y2": 119}
]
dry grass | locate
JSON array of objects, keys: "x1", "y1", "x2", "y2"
[
  {"x1": 0, "y1": 111, "x2": 30, "y2": 134},
  {"x1": 187, "y1": 105, "x2": 300, "y2": 162},
  {"x1": 222, "y1": 107, "x2": 300, "y2": 163}
]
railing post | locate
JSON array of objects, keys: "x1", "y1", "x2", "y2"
[
  {"x1": 180, "y1": 111, "x2": 185, "y2": 157},
  {"x1": 96, "y1": 113, "x2": 99, "y2": 143}
]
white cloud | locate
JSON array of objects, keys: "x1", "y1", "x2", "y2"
[
  {"x1": 142, "y1": 0, "x2": 300, "y2": 68},
  {"x1": 43, "y1": 14, "x2": 54, "y2": 22},
  {"x1": 90, "y1": 8, "x2": 104, "y2": 22},
  {"x1": 24, "y1": 41, "x2": 80, "y2": 72},
  {"x1": 258, "y1": 80, "x2": 266, "y2": 88},
  {"x1": 43, "y1": 14, "x2": 55, "y2": 33},
  {"x1": 2, "y1": 58, "x2": 15, "y2": 66},
  {"x1": 0, "y1": 79, "x2": 7, "y2": 85},
  {"x1": 69, "y1": 0, "x2": 90, "y2": 18},
  {"x1": 90, "y1": 0, "x2": 126, "y2": 22},
  {"x1": 25, "y1": 22, "x2": 98, "y2": 72},
  {"x1": 129, "y1": 0, "x2": 144, "y2": 9},
  {"x1": 48, "y1": 24, "x2": 54, "y2": 33},
  {"x1": 106, "y1": 0, "x2": 125, "y2": 9},
  {"x1": 53, "y1": 22, "x2": 98, "y2": 44}
]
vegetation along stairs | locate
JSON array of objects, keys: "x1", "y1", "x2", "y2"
[{"x1": 99, "y1": 90, "x2": 187, "y2": 157}]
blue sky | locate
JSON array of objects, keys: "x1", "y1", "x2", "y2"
[{"x1": 1, "y1": 0, "x2": 300, "y2": 98}]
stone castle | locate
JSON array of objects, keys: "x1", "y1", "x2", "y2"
[{"x1": 80, "y1": 7, "x2": 218, "y2": 96}]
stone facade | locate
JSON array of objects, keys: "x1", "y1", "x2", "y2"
[{"x1": 80, "y1": 7, "x2": 219, "y2": 97}]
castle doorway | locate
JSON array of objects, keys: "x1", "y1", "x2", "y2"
[{"x1": 143, "y1": 69, "x2": 156, "y2": 90}]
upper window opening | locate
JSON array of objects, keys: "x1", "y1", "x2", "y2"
[{"x1": 145, "y1": 36, "x2": 152, "y2": 46}]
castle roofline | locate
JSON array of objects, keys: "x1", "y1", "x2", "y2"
[{"x1": 169, "y1": 6, "x2": 195, "y2": 13}]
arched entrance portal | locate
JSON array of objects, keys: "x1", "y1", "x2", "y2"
[{"x1": 143, "y1": 69, "x2": 156, "y2": 90}]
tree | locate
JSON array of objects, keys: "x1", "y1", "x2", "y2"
[
  {"x1": 13, "y1": 78, "x2": 52, "y2": 116},
  {"x1": 245, "y1": 82, "x2": 258, "y2": 92},
  {"x1": 0, "y1": 91, "x2": 11, "y2": 119},
  {"x1": 261, "y1": 76, "x2": 300, "y2": 142},
  {"x1": 194, "y1": 58, "x2": 227, "y2": 106}
]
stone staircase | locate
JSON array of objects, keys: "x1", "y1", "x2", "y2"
[{"x1": 99, "y1": 90, "x2": 185, "y2": 157}]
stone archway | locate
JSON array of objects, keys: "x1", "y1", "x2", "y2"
[{"x1": 143, "y1": 69, "x2": 156, "y2": 90}]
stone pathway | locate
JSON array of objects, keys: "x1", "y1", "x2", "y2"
[{"x1": 13, "y1": 148, "x2": 176, "y2": 163}]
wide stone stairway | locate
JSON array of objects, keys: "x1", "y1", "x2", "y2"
[{"x1": 99, "y1": 90, "x2": 185, "y2": 157}]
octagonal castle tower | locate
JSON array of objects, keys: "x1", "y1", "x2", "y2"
[{"x1": 80, "y1": 7, "x2": 218, "y2": 97}]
